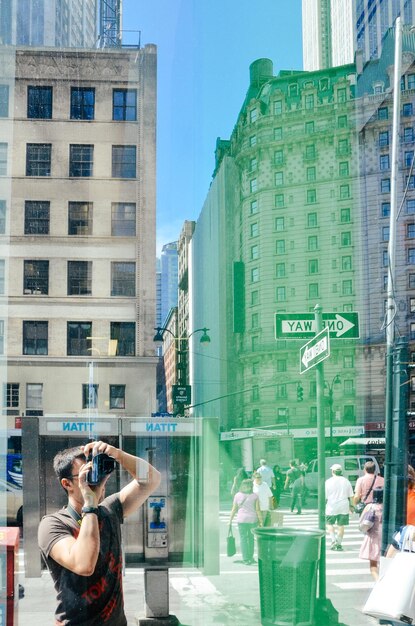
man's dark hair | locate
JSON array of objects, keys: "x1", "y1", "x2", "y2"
[
  {"x1": 364, "y1": 461, "x2": 376, "y2": 474},
  {"x1": 53, "y1": 446, "x2": 85, "y2": 490},
  {"x1": 289, "y1": 460, "x2": 297, "y2": 467}
]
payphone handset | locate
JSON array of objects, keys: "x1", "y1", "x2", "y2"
[{"x1": 146, "y1": 496, "x2": 168, "y2": 552}]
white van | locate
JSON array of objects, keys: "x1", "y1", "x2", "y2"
[{"x1": 304, "y1": 455, "x2": 380, "y2": 494}]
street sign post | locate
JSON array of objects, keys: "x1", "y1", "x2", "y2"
[
  {"x1": 300, "y1": 328, "x2": 330, "y2": 374},
  {"x1": 275, "y1": 312, "x2": 359, "y2": 339}
]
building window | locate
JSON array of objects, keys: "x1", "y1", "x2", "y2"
[
  {"x1": 26, "y1": 143, "x2": 51, "y2": 176},
  {"x1": 341, "y1": 231, "x2": 351, "y2": 246},
  {"x1": 339, "y1": 161, "x2": 349, "y2": 177},
  {"x1": 276, "y1": 239, "x2": 285, "y2": 254},
  {"x1": 249, "y1": 108, "x2": 258, "y2": 123},
  {"x1": 274, "y1": 149, "x2": 283, "y2": 165},
  {"x1": 342, "y1": 255, "x2": 352, "y2": 271},
  {"x1": 251, "y1": 312, "x2": 259, "y2": 329},
  {"x1": 23, "y1": 260, "x2": 49, "y2": 295},
  {"x1": 381, "y1": 178, "x2": 391, "y2": 193},
  {"x1": 112, "y1": 145, "x2": 136, "y2": 179},
  {"x1": 341, "y1": 207, "x2": 351, "y2": 223},
  {"x1": 274, "y1": 127, "x2": 282, "y2": 140},
  {"x1": 379, "y1": 131, "x2": 389, "y2": 147},
  {"x1": 338, "y1": 115, "x2": 347, "y2": 128},
  {"x1": 249, "y1": 178, "x2": 257, "y2": 194},
  {"x1": 249, "y1": 200, "x2": 258, "y2": 215},
  {"x1": 249, "y1": 135, "x2": 257, "y2": 147},
  {"x1": 404, "y1": 127, "x2": 415, "y2": 143},
  {"x1": 82, "y1": 384, "x2": 98, "y2": 409},
  {"x1": 250, "y1": 222, "x2": 259, "y2": 237},
  {"x1": 111, "y1": 262, "x2": 136, "y2": 296},
  {"x1": 0, "y1": 85, "x2": 9, "y2": 117},
  {"x1": 275, "y1": 193, "x2": 284, "y2": 208},
  {"x1": 305, "y1": 144, "x2": 316, "y2": 159},
  {"x1": 110, "y1": 385, "x2": 126, "y2": 409},
  {"x1": 4, "y1": 384, "x2": 19, "y2": 408},
  {"x1": 308, "y1": 235, "x2": 318, "y2": 251},
  {"x1": 0, "y1": 200, "x2": 7, "y2": 234},
  {"x1": 403, "y1": 103, "x2": 413, "y2": 117},
  {"x1": 111, "y1": 203, "x2": 136, "y2": 236},
  {"x1": 380, "y1": 154, "x2": 390, "y2": 170},
  {"x1": 251, "y1": 244, "x2": 259, "y2": 260},
  {"x1": 0, "y1": 143, "x2": 7, "y2": 176},
  {"x1": 27, "y1": 86, "x2": 52, "y2": 119},
  {"x1": 408, "y1": 74, "x2": 415, "y2": 90},
  {"x1": 408, "y1": 224, "x2": 415, "y2": 239},
  {"x1": 68, "y1": 202, "x2": 93, "y2": 236},
  {"x1": 276, "y1": 286, "x2": 286, "y2": 301},
  {"x1": 305, "y1": 121, "x2": 314, "y2": 134},
  {"x1": 378, "y1": 107, "x2": 388, "y2": 120},
  {"x1": 113, "y1": 88, "x2": 137, "y2": 121},
  {"x1": 251, "y1": 290, "x2": 259, "y2": 305},
  {"x1": 344, "y1": 379, "x2": 354, "y2": 396},
  {"x1": 337, "y1": 87, "x2": 346, "y2": 103},
  {"x1": 382, "y1": 226, "x2": 390, "y2": 241},
  {"x1": 308, "y1": 283, "x2": 319, "y2": 298},
  {"x1": 26, "y1": 383, "x2": 43, "y2": 413},
  {"x1": 67, "y1": 322, "x2": 92, "y2": 356},
  {"x1": 307, "y1": 166, "x2": 316, "y2": 182},
  {"x1": 252, "y1": 385, "x2": 259, "y2": 401},
  {"x1": 23, "y1": 321, "x2": 48, "y2": 355},
  {"x1": 0, "y1": 260, "x2": 4, "y2": 295},
  {"x1": 70, "y1": 87, "x2": 95, "y2": 120},
  {"x1": 308, "y1": 259, "x2": 318, "y2": 274},
  {"x1": 410, "y1": 297, "x2": 415, "y2": 313},
  {"x1": 276, "y1": 383, "x2": 287, "y2": 399},
  {"x1": 382, "y1": 202, "x2": 391, "y2": 217},
  {"x1": 24, "y1": 201, "x2": 49, "y2": 235},
  {"x1": 305, "y1": 94, "x2": 314, "y2": 110},
  {"x1": 251, "y1": 267, "x2": 259, "y2": 283},
  {"x1": 344, "y1": 355, "x2": 354, "y2": 368},
  {"x1": 276, "y1": 262, "x2": 285, "y2": 278},
  {"x1": 274, "y1": 217, "x2": 284, "y2": 231},
  {"x1": 273, "y1": 100, "x2": 282, "y2": 115},
  {"x1": 340, "y1": 184, "x2": 350, "y2": 199},
  {"x1": 338, "y1": 139, "x2": 349, "y2": 155},
  {"x1": 405, "y1": 151, "x2": 414, "y2": 167},
  {"x1": 307, "y1": 189, "x2": 317, "y2": 204},
  {"x1": 110, "y1": 322, "x2": 135, "y2": 356},
  {"x1": 342, "y1": 279, "x2": 353, "y2": 295},
  {"x1": 69, "y1": 144, "x2": 93, "y2": 177},
  {"x1": 383, "y1": 250, "x2": 389, "y2": 267},
  {"x1": 275, "y1": 172, "x2": 283, "y2": 186},
  {"x1": 307, "y1": 212, "x2": 318, "y2": 228},
  {"x1": 410, "y1": 273, "x2": 415, "y2": 288},
  {"x1": 67, "y1": 261, "x2": 92, "y2": 296},
  {"x1": 343, "y1": 405, "x2": 355, "y2": 423},
  {"x1": 407, "y1": 175, "x2": 415, "y2": 190}
]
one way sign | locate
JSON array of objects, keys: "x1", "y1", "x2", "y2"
[
  {"x1": 275, "y1": 312, "x2": 359, "y2": 340},
  {"x1": 300, "y1": 328, "x2": 330, "y2": 374}
]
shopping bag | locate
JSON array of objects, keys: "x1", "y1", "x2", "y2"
[
  {"x1": 227, "y1": 527, "x2": 236, "y2": 557},
  {"x1": 363, "y1": 528, "x2": 415, "y2": 623},
  {"x1": 358, "y1": 504, "x2": 376, "y2": 534}
]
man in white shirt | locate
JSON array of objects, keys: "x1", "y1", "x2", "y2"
[
  {"x1": 325, "y1": 463, "x2": 354, "y2": 551},
  {"x1": 256, "y1": 459, "x2": 275, "y2": 489},
  {"x1": 253, "y1": 472, "x2": 273, "y2": 526}
]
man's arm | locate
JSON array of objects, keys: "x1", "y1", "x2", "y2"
[
  {"x1": 84, "y1": 441, "x2": 161, "y2": 518},
  {"x1": 352, "y1": 477, "x2": 362, "y2": 506}
]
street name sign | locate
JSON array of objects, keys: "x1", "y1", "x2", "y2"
[
  {"x1": 275, "y1": 312, "x2": 359, "y2": 340},
  {"x1": 300, "y1": 328, "x2": 330, "y2": 374}
]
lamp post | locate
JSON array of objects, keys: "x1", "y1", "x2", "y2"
[
  {"x1": 153, "y1": 326, "x2": 210, "y2": 415},
  {"x1": 325, "y1": 374, "x2": 341, "y2": 455}
]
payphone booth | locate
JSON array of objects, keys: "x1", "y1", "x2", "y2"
[{"x1": 22, "y1": 415, "x2": 219, "y2": 578}]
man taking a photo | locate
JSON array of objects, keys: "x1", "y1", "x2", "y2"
[{"x1": 38, "y1": 440, "x2": 161, "y2": 625}]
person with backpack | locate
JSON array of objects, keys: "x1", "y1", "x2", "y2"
[{"x1": 358, "y1": 487, "x2": 383, "y2": 580}]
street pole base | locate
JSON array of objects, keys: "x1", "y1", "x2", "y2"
[
  {"x1": 315, "y1": 598, "x2": 339, "y2": 626},
  {"x1": 137, "y1": 615, "x2": 181, "y2": 626}
]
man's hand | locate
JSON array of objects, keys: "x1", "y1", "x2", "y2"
[{"x1": 82, "y1": 440, "x2": 120, "y2": 463}]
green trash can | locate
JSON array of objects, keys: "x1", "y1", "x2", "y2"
[{"x1": 252, "y1": 527, "x2": 325, "y2": 626}]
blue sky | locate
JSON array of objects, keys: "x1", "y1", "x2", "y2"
[{"x1": 122, "y1": 1, "x2": 303, "y2": 253}]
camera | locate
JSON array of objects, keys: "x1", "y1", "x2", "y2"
[{"x1": 87, "y1": 452, "x2": 117, "y2": 485}]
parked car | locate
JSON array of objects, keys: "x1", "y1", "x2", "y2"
[
  {"x1": 0, "y1": 478, "x2": 23, "y2": 526},
  {"x1": 304, "y1": 455, "x2": 380, "y2": 494}
]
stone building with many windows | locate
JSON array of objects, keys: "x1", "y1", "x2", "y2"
[{"x1": 0, "y1": 45, "x2": 157, "y2": 420}]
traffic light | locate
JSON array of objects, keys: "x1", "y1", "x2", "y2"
[{"x1": 297, "y1": 384, "x2": 304, "y2": 402}]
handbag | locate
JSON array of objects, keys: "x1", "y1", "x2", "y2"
[
  {"x1": 355, "y1": 474, "x2": 378, "y2": 515},
  {"x1": 363, "y1": 527, "x2": 415, "y2": 623},
  {"x1": 227, "y1": 526, "x2": 236, "y2": 557},
  {"x1": 358, "y1": 504, "x2": 376, "y2": 534}
]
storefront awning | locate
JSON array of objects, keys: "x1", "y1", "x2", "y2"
[{"x1": 340, "y1": 437, "x2": 385, "y2": 447}]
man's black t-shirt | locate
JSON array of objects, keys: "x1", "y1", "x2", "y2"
[{"x1": 38, "y1": 493, "x2": 126, "y2": 626}]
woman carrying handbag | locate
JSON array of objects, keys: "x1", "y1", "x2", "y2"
[{"x1": 228, "y1": 479, "x2": 262, "y2": 565}]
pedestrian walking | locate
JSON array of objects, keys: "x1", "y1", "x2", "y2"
[
  {"x1": 284, "y1": 460, "x2": 301, "y2": 491},
  {"x1": 253, "y1": 472, "x2": 273, "y2": 526},
  {"x1": 230, "y1": 467, "x2": 248, "y2": 498},
  {"x1": 290, "y1": 471, "x2": 305, "y2": 515},
  {"x1": 353, "y1": 460, "x2": 384, "y2": 509},
  {"x1": 256, "y1": 459, "x2": 275, "y2": 489},
  {"x1": 272, "y1": 464, "x2": 284, "y2": 507},
  {"x1": 358, "y1": 487, "x2": 383, "y2": 580},
  {"x1": 228, "y1": 479, "x2": 262, "y2": 565},
  {"x1": 325, "y1": 463, "x2": 354, "y2": 551}
]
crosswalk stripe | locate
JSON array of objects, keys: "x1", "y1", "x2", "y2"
[
  {"x1": 334, "y1": 582, "x2": 375, "y2": 590},
  {"x1": 326, "y1": 568, "x2": 371, "y2": 576}
]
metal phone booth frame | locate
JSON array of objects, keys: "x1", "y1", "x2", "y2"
[{"x1": 22, "y1": 415, "x2": 120, "y2": 578}]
